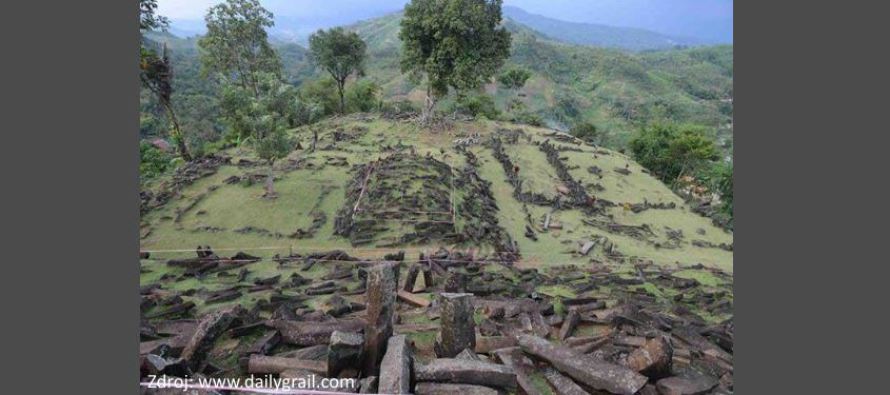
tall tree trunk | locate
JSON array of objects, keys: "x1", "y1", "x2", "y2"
[
  {"x1": 162, "y1": 100, "x2": 192, "y2": 161},
  {"x1": 421, "y1": 84, "x2": 436, "y2": 126},
  {"x1": 265, "y1": 160, "x2": 275, "y2": 197},
  {"x1": 337, "y1": 79, "x2": 346, "y2": 114}
]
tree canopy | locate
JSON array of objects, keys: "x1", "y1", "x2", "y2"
[
  {"x1": 399, "y1": 0, "x2": 511, "y2": 121},
  {"x1": 570, "y1": 122, "x2": 600, "y2": 145},
  {"x1": 198, "y1": 0, "x2": 282, "y2": 97},
  {"x1": 629, "y1": 123, "x2": 719, "y2": 183},
  {"x1": 309, "y1": 28, "x2": 367, "y2": 114},
  {"x1": 498, "y1": 67, "x2": 531, "y2": 91}
]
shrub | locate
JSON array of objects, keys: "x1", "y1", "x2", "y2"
[
  {"x1": 512, "y1": 111, "x2": 544, "y2": 127},
  {"x1": 629, "y1": 122, "x2": 719, "y2": 183},
  {"x1": 451, "y1": 93, "x2": 500, "y2": 119},
  {"x1": 570, "y1": 122, "x2": 599, "y2": 144},
  {"x1": 139, "y1": 141, "x2": 172, "y2": 179},
  {"x1": 346, "y1": 79, "x2": 382, "y2": 113}
]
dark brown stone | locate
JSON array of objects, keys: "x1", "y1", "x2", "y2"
[
  {"x1": 444, "y1": 270, "x2": 467, "y2": 292},
  {"x1": 404, "y1": 264, "x2": 421, "y2": 292},
  {"x1": 517, "y1": 334, "x2": 647, "y2": 395},
  {"x1": 247, "y1": 355, "x2": 327, "y2": 376},
  {"x1": 358, "y1": 376, "x2": 378, "y2": 393},
  {"x1": 364, "y1": 262, "x2": 398, "y2": 376},
  {"x1": 542, "y1": 367, "x2": 591, "y2": 395},
  {"x1": 435, "y1": 293, "x2": 476, "y2": 358},
  {"x1": 655, "y1": 375, "x2": 719, "y2": 395},
  {"x1": 270, "y1": 319, "x2": 365, "y2": 346},
  {"x1": 624, "y1": 336, "x2": 673, "y2": 379},
  {"x1": 559, "y1": 309, "x2": 580, "y2": 340},
  {"x1": 475, "y1": 336, "x2": 518, "y2": 354},
  {"x1": 179, "y1": 306, "x2": 242, "y2": 371},
  {"x1": 493, "y1": 347, "x2": 544, "y2": 395},
  {"x1": 415, "y1": 358, "x2": 516, "y2": 390},
  {"x1": 328, "y1": 331, "x2": 365, "y2": 377}
]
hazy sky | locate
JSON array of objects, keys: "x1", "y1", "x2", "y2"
[{"x1": 158, "y1": 0, "x2": 732, "y2": 43}]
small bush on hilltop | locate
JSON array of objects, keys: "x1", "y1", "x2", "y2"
[{"x1": 629, "y1": 122, "x2": 719, "y2": 184}]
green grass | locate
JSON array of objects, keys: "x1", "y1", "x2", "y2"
[{"x1": 141, "y1": 117, "x2": 733, "y2": 307}]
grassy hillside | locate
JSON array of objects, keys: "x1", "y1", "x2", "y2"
[{"x1": 141, "y1": 116, "x2": 732, "y2": 272}]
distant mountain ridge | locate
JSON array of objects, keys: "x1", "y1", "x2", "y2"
[
  {"x1": 169, "y1": 5, "x2": 712, "y2": 51},
  {"x1": 149, "y1": 9, "x2": 733, "y2": 149},
  {"x1": 502, "y1": 6, "x2": 707, "y2": 51}
]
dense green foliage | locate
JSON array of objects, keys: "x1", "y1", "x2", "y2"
[
  {"x1": 139, "y1": 141, "x2": 172, "y2": 179},
  {"x1": 399, "y1": 0, "x2": 511, "y2": 120},
  {"x1": 450, "y1": 92, "x2": 501, "y2": 119},
  {"x1": 140, "y1": 3, "x2": 733, "y2": 165},
  {"x1": 629, "y1": 123, "x2": 719, "y2": 184},
  {"x1": 309, "y1": 28, "x2": 368, "y2": 113},
  {"x1": 708, "y1": 162, "x2": 733, "y2": 220},
  {"x1": 343, "y1": 12, "x2": 732, "y2": 149},
  {"x1": 570, "y1": 122, "x2": 600, "y2": 144},
  {"x1": 498, "y1": 67, "x2": 531, "y2": 90},
  {"x1": 198, "y1": 0, "x2": 282, "y2": 96}
]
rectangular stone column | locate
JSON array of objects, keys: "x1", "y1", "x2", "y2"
[
  {"x1": 435, "y1": 293, "x2": 476, "y2": 358},
  {"x1": 363, "y1": 262, "x2": 398, "y2": 376}
]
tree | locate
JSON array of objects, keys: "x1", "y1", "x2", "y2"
[
  {"x1": 570, "y1": 122, "x2": 599, "y2": 145},
  {"x1": 253, "y1": 118, "x2": 292, "y2": 198},
  {"x1": 629, "y1": 123, "x2": 719, "y2": 184},
  {"x1": 198, "y1": 0, "x2": 282, "y2": 98},
  {"x1": 139, "y1": 0, "x2": 191, "y2": 160},
  {"x1": 712, "y1": 162, "x2": 733, "y2": 219},
  {"x1": 219, "y1": 72, "x2": 297, "y2": 142},
  {"x1": 498, "y1": 67, "x2": 531, "y2": 111},
  {"x1": 139, "y1": 0, "x2": 168, "y2": 31},
  {"x1": 400, "y1": 0, "x2": 512, "y2": 124},
  {"x1": 308, "y1": 28, "x2": 367, "y2": 114}
]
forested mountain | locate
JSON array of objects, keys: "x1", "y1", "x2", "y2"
[
  {"x1": 346, "y1": 12, "x2": 733, "y2": 147},
  {"x1": 143, "y1": 11, "x2": 732, "y2": 151},
  {"x1": 502, "y1": 6, "x2": 707, "y2": 51}
]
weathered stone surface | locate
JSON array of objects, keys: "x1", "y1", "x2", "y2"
[
  {"x1": 444, "y1": 270, "x2": 467, "y2": 292},
  {"x1": 579, "y1": 241, "x2": 595, "y2": 256},
  {"x1": 179, "y1": 306, "x2": 242, "y2": 370},
  {"x1": 624, "y1": 336, "x2": 672, "y2": 379},
  {"x1": 455, "y1": 348, "x2": 483, "y2": 361},
  {"x1": 275, "y1": 344, "x2": 329, "y2": 361},
  {"x1": 542, "y1": 367, "x2": 591, "y2": 395},
  {"x1": 415, "y1": 358, "x2": 516, "y2": 390},
  {"x1": 270, "y1": 319, "x2": 365, "y2": 346},
  {"x1": 655, "y1": 375, "x2": 719, "y2": 395},
  {"x1": 422, "y1": 265, "x2": 434, "y2": 288},
  {"x1": 328, "y1": 331, "x2": 365, "y2": 377},
  {"x1": 378, "y1": 335, "x2": 413, "y2": 394},
  {"x1": 245, "y1": 330, "x2": 281, "y2": 356},
  {"x1": 414, "y1": 382, "x2": 500, "y2": 395},
  {"x1": 358, "y1": 376, "x2": 378, "y2": 393},
  {"x1": 364, "y1": 262, "x2": 398, "y2": 376},
  {"x1": 404, "y1": 264, "x2": 421, "y2": 292},
  {"x1": 493, "y1": 347, "x2": 544, "y2": 395},
  {"x1": 435, "y1": 293, "x2": 476, "y2": 358},
  {"x1": 475, "y1": 336, "x2": 518, "y2": 354},
  {"x1": 247, "y1": 355, "x2": 327, "y2": 376},
  {"x1": 517, "y1": 334, "x2": 647, "y2": 395},
  {"x1": 559, "y1": 309, "x2": 580, "y2": 341},
  {"x1": 398, "y1": 290, "x2": 431, "y2": 307}
]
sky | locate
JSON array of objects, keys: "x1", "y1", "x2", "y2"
[{"x1": 158, "y1": 0, "x2": 733, "y2": 43}]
